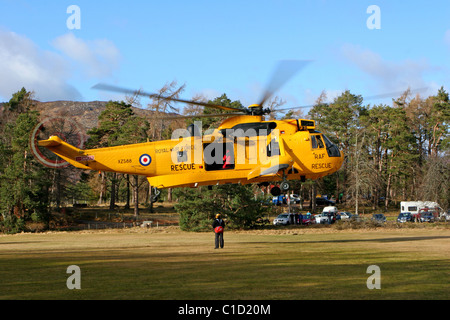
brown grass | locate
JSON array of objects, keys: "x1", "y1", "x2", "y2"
[{"x1": 1, "y1": 226, "x2": 449, "y2": 300}]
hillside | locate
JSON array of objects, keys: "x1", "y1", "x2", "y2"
[
  {"x1": 0, "y1": 99, "x2": 184, "y2": 143},
  {"x1": 34, "y1": 100, "x2": 166, "y2": 131},
  {"x1": 33, "y1": 100, "x2": 105, "y2": 130}
]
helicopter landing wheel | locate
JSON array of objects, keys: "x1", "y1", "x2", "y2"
[{"x1": 280, "y1": 181, "x2": 290, "y2": 191}]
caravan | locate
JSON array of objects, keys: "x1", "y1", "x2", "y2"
[{"x1": 400, "y1": 201, "x2": 442, "y2": 221}]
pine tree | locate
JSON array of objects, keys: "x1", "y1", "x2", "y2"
[
  {"x1": 87, "y1": 101, "x2": 135, "y2": 209},
  {"x1": 308, "y1": 90, "x2": 366, "y2": 207},
  {"x1": 116, "y1": 113, "x2": 149, "y2": 218},
  {"x1": 0, "y1": 89, "x2": 51, "y2": 233},
  {"x1": 429, "y1": 87, "x2": 450, "y2": 156}
]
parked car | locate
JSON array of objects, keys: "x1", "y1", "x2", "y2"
[
  {"x1": 420, "y1": 213, "x2": 435, "y2": 223},
  {"x1": 273, "y1": 213, "x2": 290, "y2": 225},
  {"x1": 372, "y1": 214, "x2": 386, "y2": 223},
  {"x1": 443, "y1": 210, "x2": 450, "y2": 221},
  {"x1": 315, "y1": 212, "x2": 336, "y2": 224},
  {"x1": 397, "y1": 212, "x2": 412, "y2": 223},
  {"x1": 315, "y1": 213, "x2": 329, "y2": 224},
  {"x1": 339, "y1": 212, "x2": 352, "y2": 220},
  {"x1": 299, "y1": 214, "x2": 314, "y2": 225},
  {"x1": 289, "y1": 194, "x2": 301, "y2": 204}
]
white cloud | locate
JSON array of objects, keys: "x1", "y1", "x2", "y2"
[
  {"x1": 0, "y1": 30, "x2": 122, "y2": 102},
  {"x1": 340, "y1": 43, "x2": 432, "y2": 94},
  {"x1": 52, "y1": 33, "x2": 121, "y2": 78},
  {"x1": 0, "y1": 29, "x2": 82, "y2": 101}
]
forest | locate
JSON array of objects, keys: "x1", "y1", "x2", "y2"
[{"x1": 0, "y1": 83, "x2": 448, "y2": 233}]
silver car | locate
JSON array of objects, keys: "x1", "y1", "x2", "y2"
[{"x1": 273, "y1": 214, "x2": 290, "y2": 225}]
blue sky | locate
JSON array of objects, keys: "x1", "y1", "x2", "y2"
[{"x1": 1, "y1": 0, "x2": 449, "y2": 112}]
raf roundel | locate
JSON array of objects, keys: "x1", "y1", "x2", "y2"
[{"x1": 139, "y1": 154, "x2": 152, "y2": 166}]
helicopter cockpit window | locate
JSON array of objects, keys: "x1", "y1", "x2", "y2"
[
  {"x1": 322, "y1": 134, "x2": 341, "y2": 157},
  {"x1": 311, "y1": 135, "x2": 317, "y2": 149},
  {"x1": 316, "y1": 135, "x2": 325, "y2": 148},
  {"x1": 311, "y1": 135, "x2": 325, "y2": 149}
]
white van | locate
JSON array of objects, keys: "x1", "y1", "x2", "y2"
[
  {"x1": 315, "y1": 206, "x2": 338, "y2": 224},
  {"x1": 323, "y1": 206, "x2": 338, "y2": 214}
]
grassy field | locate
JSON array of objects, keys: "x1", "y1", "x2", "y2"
[{"x1": 1, "y1": 224, "x2": 449, "y2": 300}]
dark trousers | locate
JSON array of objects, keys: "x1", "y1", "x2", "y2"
[{"x1": 215, "y1": 232, "x2": 224, "y2": 248}]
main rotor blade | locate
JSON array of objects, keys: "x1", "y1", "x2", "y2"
[
  {"x1": 92, "y1": 83, "x2": 244, "y2": 113},
  {"x1": 160, "y1": 112, "x2": 247, "y2": 120},
  {"x1": 257, "y1": 60, "x2": 311, "y2": 108}
]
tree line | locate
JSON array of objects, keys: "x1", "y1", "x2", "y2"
[
  {"x1": 309, "y1": 88, "x2": 449, "y2": 213},
  {"x1": 0, "y1": 84, "x2": 448, "y2": 233}
]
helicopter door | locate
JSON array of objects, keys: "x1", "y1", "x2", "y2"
[{"x1": 203, "y1": 142, "x2": 235, "y2": 171}]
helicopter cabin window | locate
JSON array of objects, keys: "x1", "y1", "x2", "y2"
[
  {"x1": 203, "y1": 142, "x2": 235, "y2": 171},
  {"x1": 311, "y1": 134, "x2": 325, "y2": 149},
  {"x1": 267, "y1": 139, "x2": 280, "y2": 157},
  {"x1": 177, "y1": 150, "x2": 188, "y2": 163}
]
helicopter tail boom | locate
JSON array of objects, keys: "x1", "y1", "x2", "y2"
[{"x1": 38, "y1": 136, "x2": 91, "y2": 169}]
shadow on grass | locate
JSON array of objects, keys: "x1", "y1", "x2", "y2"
[{"x1": 238, "y1": 235, "x2": 450, "y2": 245}]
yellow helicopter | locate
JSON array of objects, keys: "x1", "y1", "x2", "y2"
[{"x1": 37, "y1": 61, "x2": 344, "y2": 195}]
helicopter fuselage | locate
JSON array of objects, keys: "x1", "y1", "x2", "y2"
[{"x1": 38, "y1": 116, "x2": 344, "y2": 189}]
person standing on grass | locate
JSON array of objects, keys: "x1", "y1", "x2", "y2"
[{"x1": 212, "y1": 214, "x2": 225, "y2": 249}]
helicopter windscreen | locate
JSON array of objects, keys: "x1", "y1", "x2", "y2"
[{"x1": 322, "y1": 134, "x2": 341, "y2": 158}]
